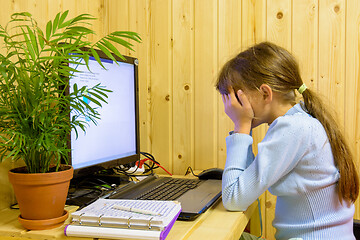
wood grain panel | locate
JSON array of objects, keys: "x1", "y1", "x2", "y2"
[
  {"x1": 194, "y1": 0, "x2": 218, "y2": 170},
  {"x1": 128, "y1": 0, "x2": 152, "y2": 153},
  {"x1": 242, "y1": 0, "x2": 267, "y2": 47},
  {"x1": 148, "y1": 0, "x2": 173, "y2": 173},
  {"x1": 0, "y1": 0, "x2": 14, "y2": 51},
  {"x1": 217, "y1": 0, "x2": 242, "y2": 168},
  {"x1": 266, "y1": 0, "x2": 291, "y2": 47},
  {"x1": 172, "y1": 0, "x2": 194, "y2": 174},
  {"x1": 345, "y1": 0, "x2": 360, "y2": 220},
  {"x1": 106, "y1": 0, "x2": 130, "y2": 55},
  {"x1": 318, "y1": 0, "x2": 346, "y2": 126},
  {"x1": 292, "y1": 0, "x2": 318, "y2": 91}
]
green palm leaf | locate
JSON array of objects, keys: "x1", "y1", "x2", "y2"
[{"x1": 0, "y1": 11, "x2": 141, "y2": 173}]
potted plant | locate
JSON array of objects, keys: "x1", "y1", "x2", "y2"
[{"x1": 0, "y1": 11, "x2": 140, "y2": 229}]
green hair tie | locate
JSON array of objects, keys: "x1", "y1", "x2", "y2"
[{"x1": 298, "y1": 83, "x2": 307, "y2": 94}]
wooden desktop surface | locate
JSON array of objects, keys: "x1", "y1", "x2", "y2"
[{"x1": 0, "y1": 175, "x2": 257, "y2": 240}]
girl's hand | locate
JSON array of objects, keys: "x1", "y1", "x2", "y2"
[{"x1": 222, "y1": 89, "x2": 254, "y2": 134}]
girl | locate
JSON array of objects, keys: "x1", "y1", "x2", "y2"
[{"x1": 216, "y1": 42, "x2": 359, "y2": 240}]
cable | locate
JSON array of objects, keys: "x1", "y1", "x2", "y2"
[
  {"x1": 185, "y1": 166, "x2": 199, "y2": 177},
  {"x1": 110, "y1": 152, "x2": 172, "y2": 178},
  {"x1": 10, "y1": 203, "x2": 19, "y2": 210},
  {"x1": 143, "y1": 162, "x2": 155, "y2": 175},
  {"x1": 140, "y1": 152, "x2": 158, "y2": 164},
  {"x1": 139, "y1": 152, "x2": 172, "y2": 176},
  {"x1": 146, "y1": 158, "x2": 172, "y2": 176},
  {"x1": 113, "y1": 161, "x2": 140, "y2": 175},
  {"x1": 257, "y1": 198, "x2": 264, "y2": 239}
]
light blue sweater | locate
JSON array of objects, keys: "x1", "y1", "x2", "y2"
[{"x1": 222, "y1": 103, "x2": 355, "y2": 240}]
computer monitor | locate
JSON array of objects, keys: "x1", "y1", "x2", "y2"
[{"x1": 67, "y1": 48, "x2": 140, "y2": 178}]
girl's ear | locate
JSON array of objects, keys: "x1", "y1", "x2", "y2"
[{"x1": 259, "y1": 84, "x2": 273, "y2": 103}]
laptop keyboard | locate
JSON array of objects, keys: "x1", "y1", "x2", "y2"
[{"x1": 135, "y1": 178, "x2": 202, "y2": 201}]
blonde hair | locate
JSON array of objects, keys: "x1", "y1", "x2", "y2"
[{"x1": 216, "y1": 41, "x2": 359, "y2": 203}]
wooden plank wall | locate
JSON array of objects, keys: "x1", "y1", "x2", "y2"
[{"x1": 0, "y1": 0, "x2": 359, "y2": 239}]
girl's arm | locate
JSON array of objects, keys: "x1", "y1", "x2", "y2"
[{"x1": 222, "y1": 116, "x2": 309, "y2": 211}]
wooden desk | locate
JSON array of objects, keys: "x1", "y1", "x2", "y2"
[
  {"x1": 0, "y1": 173, "x2": 258, "y2": 240},
  {"x1": 0, "y1": 200, "x2": 257, "y2": 240}
]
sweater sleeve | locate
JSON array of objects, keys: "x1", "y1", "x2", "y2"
[{"x1": 222, "y1": 116, "x2": 310, "y2": 211}]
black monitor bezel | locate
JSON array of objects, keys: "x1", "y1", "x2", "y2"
[{"x1": 66, "y1": 47, "x2": 140, "y2": 178}]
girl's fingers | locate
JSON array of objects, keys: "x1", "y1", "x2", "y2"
[
  {"x1": 229, "y1": 91, "x2": 238, "y2": 104},
  {"x1": 221, "y1": 94, "x2": 227, "y2": 104},
  {"x1": 226, "y1": 88, "x2": 240, "y2": 106},
  {"x1": 236, "y1": 90, "x2": 251, "y2": 108},
  {"x1": 221, "y1": 89, "x2": 234, "y2": 105}
]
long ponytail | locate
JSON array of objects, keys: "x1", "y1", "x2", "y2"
[{"x1": 302, "y1": 88, "x2": 359, "y2": 203}]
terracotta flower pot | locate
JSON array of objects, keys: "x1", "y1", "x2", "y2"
[{"x1": 8, "y1": 165, "x2": 73, "y2": 229}]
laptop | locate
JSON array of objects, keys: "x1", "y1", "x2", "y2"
[{"x1": 106, "y1": 174, "x2": 222, "y2": 220}]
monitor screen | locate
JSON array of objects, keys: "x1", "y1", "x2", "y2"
[{"x1": 68, "y1": 48, "x2": 140, "y2": 177}]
